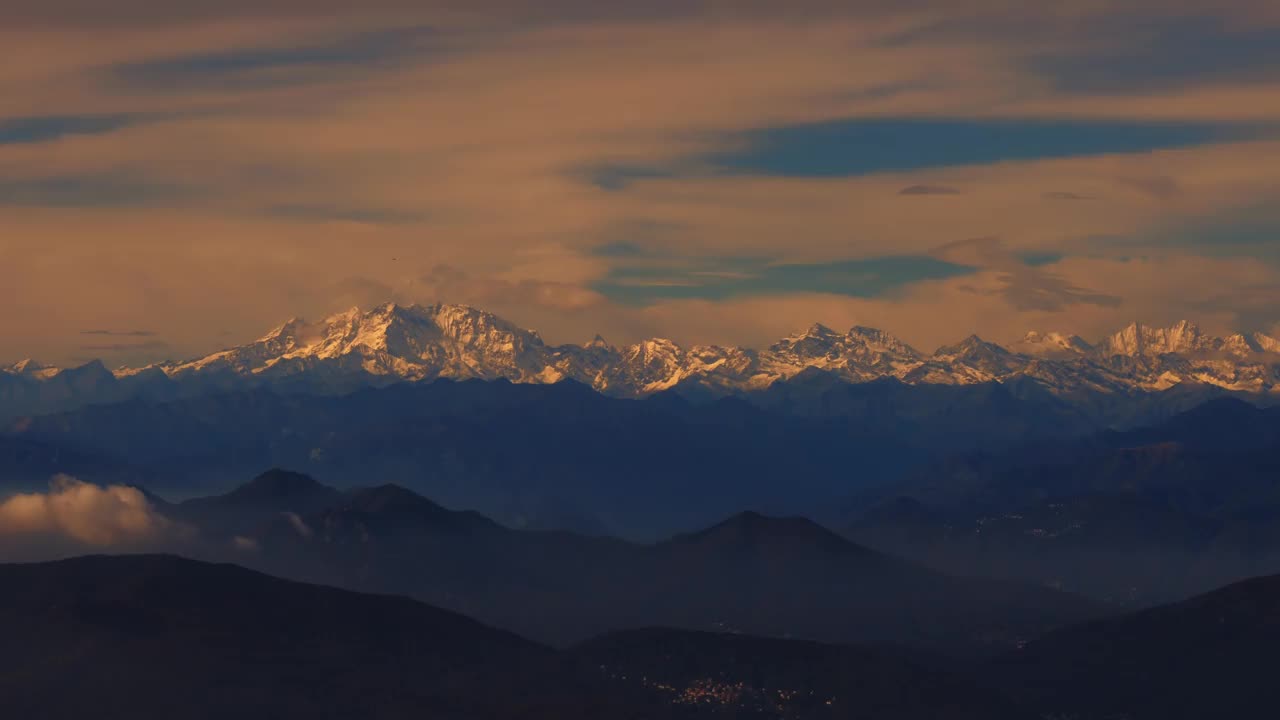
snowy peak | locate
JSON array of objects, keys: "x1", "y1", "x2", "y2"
[
  {"x1": 930, "y1": 335, "x2": 1025, "y2": 378},
  {"x1": 163, "y1": 303, "x2": 558, "y2": 384},
  {"x1": 767, "y1": 324, "x2": 921, "y2": 378},
  {"x1": 1098, "y1": 321, "x2": 1211, "y2": 358},
  {"x1": 1252, "y1": 332, "x2": 1280, "y2": 355},
  {"x1": 1221, "y1": 331, "x2": 1280, "y2": 358},
  {"x1": 8, "y1": 359, "x2": 44, "y2": 374},
  {"x1": 256, "y1": 316, "x2": 308, "y2": 346},
  {"x1": 3, "y1": 359, "x2": 60, "y2": 380},
  {"x1": 1094, "y1": 322, "x2": 1280, "y2": 364},
  {"x1": 31, "y1": 305, "x2": 1279, "y2": 405},
  {"x1": 846, "y1": 326, "x2": 921, "y2": 358},
  {"x1": 1016, "y1": 331, "x2": 1093, "y2": 358},
  {"x1": 421, "y1": 303, "x2": 543, "y2": 348},
  {"x1": 933, "y1": 335, "x2": 1015, "y2": 362},
  {"x1": 612, "y1": 338, "x2": 690, "y2": 393},
  {"x1": 802, "y1": 323, "x2": 839, "y2": 338}
]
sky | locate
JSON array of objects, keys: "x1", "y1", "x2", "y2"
[{"x1": 3, "y1": 1, "x2": 1280, "y2": 367}]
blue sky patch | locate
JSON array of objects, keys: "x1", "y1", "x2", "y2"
[
  {"x1": 701, "y1": 118, "x2": 1258, "y2": 178},
  {"x1": 582, "y1": 118, "x2": 1262, "y2": 188},
  {"x1": 0, "y1": 114, "x2": 144, "y2": 145},
  {"x1": 112, "y1": 26, "x2": 436, "y2": 89}
]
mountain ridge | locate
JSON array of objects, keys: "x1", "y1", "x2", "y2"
[{"x1": 5, "y1": 304, "x2": 1280, "y2": 419}]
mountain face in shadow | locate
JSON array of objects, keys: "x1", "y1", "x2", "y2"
[
  {"x1": 992, "y1": 573, "x2": 1280, "y2": 719},
  {"x1": 173, "y1": 468, "x2": 343, "y2": 536},
  {"x1": 0, "y1": 434, "x2": 149, "y2": 495},
  {"x1": 170, "y1": 475, "x2": 1096, "y2": 657},
  {"x1": 847, "y1": 398, "x2": 1280, "y2": 607},
  {"x1": 2, "y1": 375, "x2": 1132, "y2": 539},
  {"x1": 633, "y1": 512, "x2": 1093, "y2": 653}
]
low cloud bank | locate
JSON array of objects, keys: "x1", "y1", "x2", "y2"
[{"x1": 0, "y1": 475, "x2": 172, "y2": 546}]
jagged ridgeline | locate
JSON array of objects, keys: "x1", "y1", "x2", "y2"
[{"x1": 4, "y1": 304, "x2": 1279, "y2": 420}]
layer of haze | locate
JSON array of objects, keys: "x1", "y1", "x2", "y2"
[{"x1": 3, "y1": 1, "x2": 1280, "y2": 366}]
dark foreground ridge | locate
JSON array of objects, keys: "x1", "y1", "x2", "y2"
[
  {"x1": 6, "y1": 554, "x2": 1280, "y2": 719},
  {"x1": 0, "y1": 554, "x2": 1035, "y2": 720},
  {"x1": 993, "y1": 572, "x2": 1280, "y2": 719}
]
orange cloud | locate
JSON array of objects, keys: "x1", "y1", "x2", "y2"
[
  {"x1": 2, "y1": 5, "x2": 1280, "y2": 366},
  {"x1": 0, "y1": 475, "x2": 175, "y2": 547}
]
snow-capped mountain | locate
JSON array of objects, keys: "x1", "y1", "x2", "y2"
[
  {"x1": 1097, "y1": 320, "x2": 1216, "y2": 358},
  {"x1": 763, "y1": 324, "x2": 922, "y2": 381},
  {"x1": 1014, "y1": 331, "x2": 1094, "y2": 358},
  {"x1": 5, "y1": 306, "x2": 1280, "y2": 420},
  {"x1": 133, "y1": 308, "x2": 1280, "y2": 396},
  {"x1": 4, "y1": 359, "x2": 60, "y2": 379}
]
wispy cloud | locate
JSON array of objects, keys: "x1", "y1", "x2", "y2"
[
  {"x1": 80, "y1": 329, "x2": 157, "y2": 337},
  {"x1": 932, "y1": 237, "x2": 1121, "y2": 312},
  {"x1": 79, "y1": 341, "x2": 169, "y2": 353},
  {"x1": 1, "y1": 3, "x2": 1279, "y2": 365},
  {"x1": 900, "y1": 184, "x2": 962, "y2": 195},
  {"x1": 263, "y1": 203, "x2": 428, "y2": 225},
  {"x1": 109, "y1": 26, "x2": 439, "y2": 90},
  {"x1": 0, "y1": 113, "x2": 148, "y2": 145},
  {"x1": 0, "y1": 175, "x2": 191, "y2": 208},
  {"x1": 1031, "y1": 19, "x2": 1280, "y2": 94}
]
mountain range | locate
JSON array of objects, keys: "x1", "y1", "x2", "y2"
[
  {"x1": 4, "y1": 371, "x2": 1272, "y2": 540},
  {"x1": 148, "y1": 470, "x2": 1101, "y2": 656},
  {"x1": 846, "y1": 397, "x2": 1280, "y2": 607},
  {"x1": 4, "y1": 303, "x2": 1279, "y2": 419}
]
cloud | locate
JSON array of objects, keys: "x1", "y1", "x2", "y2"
[
  {"x1": 0, "y1": 175, "x2": 191, "y2": 208},
  {"x1": 0, "y1": 113, "x2": 147, "y2": 145},
  {"x1": 79, "y1": 329, "x2": 157, "y2": 336},
  {"x1": 0, "y1": 475, "x2": 174, "y2": 547},
  {"x1": 416, "y1": 264, "x2": 607, "y2": 312},
  {"x1": 282, "y1": 512, "x2": 313, "y2": 539},
  {"x1": 899, "y1": 184, "x2": 962, "y2": 195},
  {"x1": 0, "y1": 4, "x2": 1279, "y2": 366},
  {"x1": 263, "y1": 204, "x2": 428, "y2": 225},
  {"x1": 1119, "y1": 175, "x2": 1182, "y2": 200},
  {"x1": 1043, "y1": 191, "x2": 1092, "y2": 201},
  {"x1": 78, "y1": 341, "x2": 169, "y2": 353},
  {"x1": 931, "y1": 237, "x2": 1121, "y2": 312},
  {"x1": 1030, "y1": 19, "x2": 1280, "y2": 94},
  {"x1": 110, "y1": 26, "x2": 438, "y2": 91}
]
